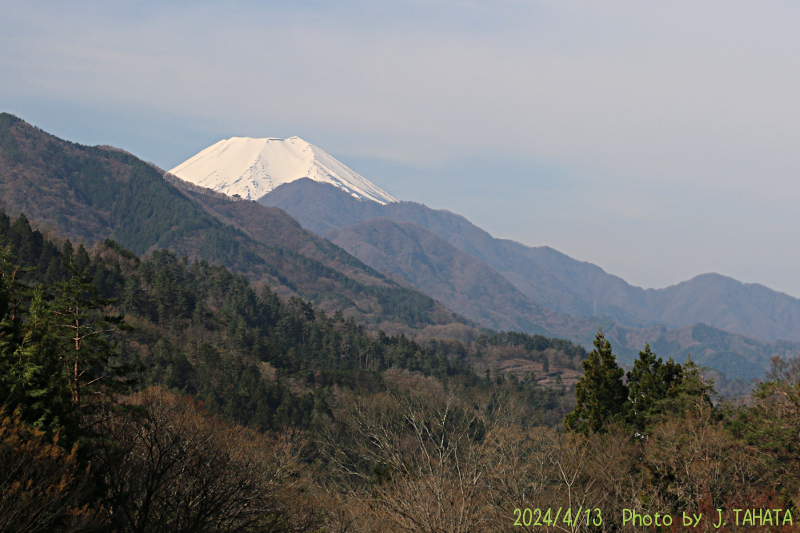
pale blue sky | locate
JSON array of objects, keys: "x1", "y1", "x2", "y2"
[{"x1": 3, "y1": 1, "x2": 800, "y2": 296}]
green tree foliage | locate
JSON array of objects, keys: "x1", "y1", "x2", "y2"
[
  {"x1": 5, "y1": 287, "x2": 75, "y2": 439},
  {"x1": 565, "y1": 329, "x2": 628, "y2": 434},
  {"x1": 2, "y1": 210, "x2": 575, "y2": 435},
  {"x1": 47, "y1": 266, "x2": 130, "y2": 408},
  {"x1": 565, "y1": 334, "x2": 715, "y2": 436},
  {"x1": 0, "y1": 240, "x2": 76, "y2": 439},
  {"x1": 727, "y1": 355, "x2": 800, "y2": 501},
  {"x1": 0, "y1": 216, "x2": 133, "y2": 442},
  {"x1": 625, "y1": 344, "x2": 684, "y2": 432},
  {"x1": 487, "y1": 330, "x2": 586, "y2": 360}
]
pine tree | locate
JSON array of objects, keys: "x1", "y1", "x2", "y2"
[
  {"x1": 11, "y1": 287, "x2": 75, "y2": 439},
  {"x1": 565, "y1": 329, "x2": 628, "y2": 434},
  {"x1": 47, "y1": 266, "x2": 130, "y2": 408},
  {"x1": 0, "y1": 250, "x2": 74, "y2": 440},
  {"x1": 625, "y1": 344, "x2": 684, "y2": 432},
  {"x1": 0, "y1": 249, "x2": 19, "y2": 406}
]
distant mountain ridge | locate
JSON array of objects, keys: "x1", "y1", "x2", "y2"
[
  {"x1": 260, "y1": 179, "x2": 800, "y2": 344},
  {"x1": 259, "y1": 180, "x2": 800, "y2": 383},
  {"x1": 326, "y1": 216, "x2": 581, "y2": 335},
  {"x1": 168, "y1": 136, "x2": 398, "y2": 204}
]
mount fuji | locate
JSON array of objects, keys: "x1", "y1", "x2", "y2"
[{"x1": 168, "y1": 136, "x2": 398, "y2": 204}]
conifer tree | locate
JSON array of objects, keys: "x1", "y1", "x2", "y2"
[
  {"x1": 565, "y1": 329, "x2": 628, "y2": 434},
  {"x1": 10, "y1": 287, "x2": 75, "y2": 439},
  {"x1": 0, "y1": 249, "x2": 18, "y2": 405},
  {"x1": 0, "y1": 250, "x2": 73, "y2": 439},
  {"x1": 625, "y1": 344, "x2": 684, "y2": 432},
  {"x1": 47, "y1": 265, "x2": 130, "y2": 408}
]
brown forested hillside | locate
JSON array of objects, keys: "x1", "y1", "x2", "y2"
[
  {"x1": 0, "y1": 113, "x2": 468, "y2": 333},
  {"x1": 1, "y1": 206, "x2": 798, "y2": 532}
]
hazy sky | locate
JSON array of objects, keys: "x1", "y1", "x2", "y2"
[{"x1": 3, "y1": 1, "x2": 800, "y2": 296}]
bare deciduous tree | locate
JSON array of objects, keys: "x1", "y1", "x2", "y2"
[
  {"x1": 0, "y1": 409, "x2": 101, "y2": 533},
  {"x1": 90, "y1": 387, "x2": 324, "y2": 533}
]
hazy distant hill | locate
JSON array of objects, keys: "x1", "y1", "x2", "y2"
[
  {"x1": 601, "y1": 321, "x2": 800, "y2": 382},
  {"x1": 327, "y1": 216, "x2": 598, "y2": 336},
  {"x1": 258, "y1": 178, "x2": 800, "y2": 382},
  {"x1": 0, "y1": 113, "x2": 463, "y2": 331},
  {"x1": 326, "y1": 215, "x2": 800, "y2": 379},
  {"x1": 261, "y1": 178, "x2": 800, "y2": 343}
]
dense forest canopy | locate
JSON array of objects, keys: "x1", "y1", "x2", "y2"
[{"x1": 1, "y1": 210, "x2": 799, "y2": 531}]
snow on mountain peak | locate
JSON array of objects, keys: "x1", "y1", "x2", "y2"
[{"x1": 167, "y1": 136, "x2": 398, "y2": 204}]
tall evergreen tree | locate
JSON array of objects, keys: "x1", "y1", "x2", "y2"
[
  {"x1": 0, "y1": 249, "x2": 74, "y2": 440},
  {"x1": 565, "y1": 330, "x2": 628, "y2": 434},
  {"x1": 47, "y1": 266, "x2": 130, "y2": 408},
  {"x1": 10, "y1": 287, "x2": 76, "y2": 439},
  {"x1": 625, "y1": 344, "x2": 684, "y2": 432}
]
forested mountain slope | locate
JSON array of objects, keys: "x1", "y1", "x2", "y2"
[
  {"x1": 0, "y1": 208, "x2": 581, "y2": 433},
  {"x1": 6, "y1": 202, "x2": 796, "y2": 532},
  {"x1": 166, "y1": 174, "x2": 403, "y2": 290},
  {"x1": 327, "y1": 216, "x2": 600, "y2": 336},
  {"x1": 0, "y1": 113, "x2": 462, "y2": 332},
  {"x1": 3, "y1": 112, "x2": 794, "y2": 382},
  {"x1": 261, "y1": 177, "x2": 800, "y2": 382},
  {"x1": 262, "y1": 178, "x2": 800, "y2": 343},
  {"x1": 0, "y1": 208, "x2": 590, "y2": 530}
]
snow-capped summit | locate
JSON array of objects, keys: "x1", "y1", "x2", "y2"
[{"x1": 167, "y1": 136, "x2": 398, "y2": 204}]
